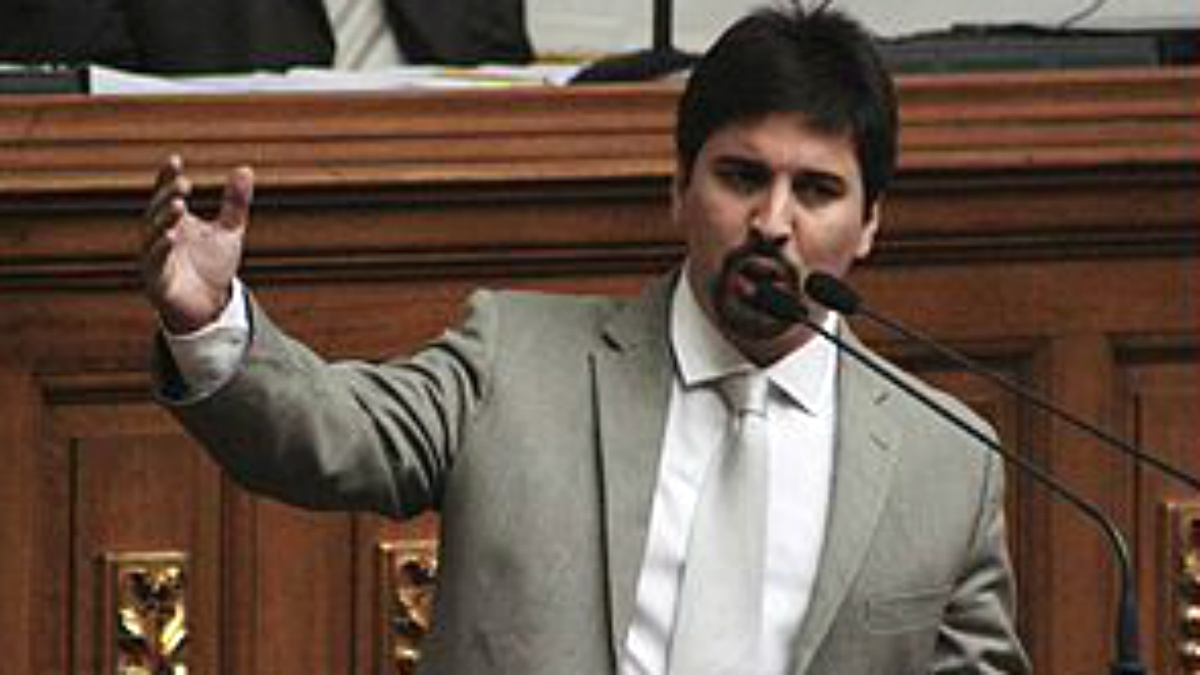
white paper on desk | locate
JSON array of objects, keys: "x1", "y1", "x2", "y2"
[
  {"x1": 88, "y1": 66, "x2": 195, "y2": 94},
  {"x1": 88, "y1": 64, "x2": 581, "y2": 95}
]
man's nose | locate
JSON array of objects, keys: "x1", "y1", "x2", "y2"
[{"x1": 749, "y1": 180, "x2": 795, "y2": 238}]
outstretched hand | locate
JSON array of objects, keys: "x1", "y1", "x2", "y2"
[{"x1": 141, "y1": 155, "x2": 254, "y2": 334}]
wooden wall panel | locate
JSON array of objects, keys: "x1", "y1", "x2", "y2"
[
  {"x1": 1119, "y1": 345, "x2": 1200, "y2": 675},
  {"x1": 0, "y1": 369, "x2": 41, "y2": 675},
  {"x1": 72, "y1": 432, "x2": 220, "y2": 675},
  {"x1": 45, "y1": 379, "x2": 221, "y2": 675},
  {"x1": 226, "y1": 501, "x2": 354, "y2": 675},
  {"x1": 0, "y1": 68, "x2": 1196, "y2": 675}
]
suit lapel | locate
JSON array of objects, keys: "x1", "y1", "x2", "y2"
[
  {"x1": 592, "y1": 277, "x2": 676, "y2": 661},
  {"x1": 791, "y1": 327, "x2": 902, "y2": 674}
]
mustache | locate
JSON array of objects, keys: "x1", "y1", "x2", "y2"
[
  {"x1": 722, "y1": 231, "x2": 800, "y2": 290},
  {"x1": 731, "y1": 230, "x2": 789, "y2": 262}
]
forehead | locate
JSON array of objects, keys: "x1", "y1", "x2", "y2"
[{"x1": 700, "y1": 112, "x2": 861, "y2": 177}]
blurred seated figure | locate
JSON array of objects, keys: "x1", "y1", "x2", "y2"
[{"x1": 0, "y1": 0, "x2": 534, "y2": 74}]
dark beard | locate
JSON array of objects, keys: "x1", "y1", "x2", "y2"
[{"x1": 708, "y1": 231, "x2": 802, "y2": 342}]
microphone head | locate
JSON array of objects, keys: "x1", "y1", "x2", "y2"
[
  {"x1": 804, "y1": 272, "x2": 860, "y2": 314},
  {"x1": 751, "y1": 280, "x2": 808, "y2": 322}
]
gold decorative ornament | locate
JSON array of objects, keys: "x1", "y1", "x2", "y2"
[
  {"x1": 1165, "y1": 501, "x2": 1200, "y2": 675},
  {"x1": 378, "y1": 539, "x2": 439, "y2": 675},
  {"x1": 100, "y1": 552, "x2": 189, "y2": 675}
]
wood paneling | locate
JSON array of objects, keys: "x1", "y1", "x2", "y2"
[
  {"x1": 72, "y1": 431, "x2": 220, "y2": 675},
  {"x1": 0, "y1": 68, "x2": 1197, "y2": 675},
  {"x1": 1119, "y1": 343, "x2": 1200, "y2": 675},
  {"x1": 0, "y1": 368, "x2": 41, "y2": 674}
]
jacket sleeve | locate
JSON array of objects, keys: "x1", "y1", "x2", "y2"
[
  {"x1": 932, "y1": 448, "x2": 1031, "y2": 674},
  {"x1": 153, "y1": 289, "x2": 496, "y2": 519}
]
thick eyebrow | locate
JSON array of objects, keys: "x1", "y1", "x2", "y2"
[
  {"x1": 713, "y1": 153, "x2": 849, "y2": 191},
  {"x1": 712, "y1": 154, "x2": 770, "y2": 173},
  {"x1": 792, "y1": 168, "x2": 848, "y2": 192}
]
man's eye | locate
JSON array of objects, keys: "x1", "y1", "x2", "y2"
[
  {"x1": 719, "y1": 166, "x2": 767, "y2": 192},
  {"x1": 794, "y1": 178, "x2": 843, "y2": 204}
]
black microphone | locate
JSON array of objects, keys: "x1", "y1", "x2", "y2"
[
  {"x1": 751, "y1": 281, "x2": 1148, "y2": 675},
  {"x1": 802, "y1": 271, "x2": 1200, "y2": 492}
]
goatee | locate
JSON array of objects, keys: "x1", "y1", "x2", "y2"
[{"x1": 709, "y1": 231, "x2": 802, "y2": 342}]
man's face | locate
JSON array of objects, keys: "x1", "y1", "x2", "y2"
[{"x1": 674, "y1": 112, "x2": 880, "y2": 363}]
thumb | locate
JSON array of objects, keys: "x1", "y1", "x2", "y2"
[{"x1": 217, "y1": 166, "x2": 255, "y2": 231}]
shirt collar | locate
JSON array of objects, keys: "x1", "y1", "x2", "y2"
[{"x1": 669, "y1": 268, "x2": 838, "y2": 415}]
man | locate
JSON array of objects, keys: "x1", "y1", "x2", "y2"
[{"x1": 141, "y1": 4, "x2": 1030, "y2": 674}]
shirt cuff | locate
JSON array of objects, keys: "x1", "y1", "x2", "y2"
[{"x1": 160, "y1": 279, "x2": 250, "y2": 399}]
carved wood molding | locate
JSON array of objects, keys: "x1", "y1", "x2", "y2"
[
  {"x1": 0, "y1": 67, "x2": 1193, "y2": 210},
  {"x1": 0, "y1": 68, "x2": 1196, "y2": 291},
  {"x1": 1, "y1": 68, "x2": 1195, "y2": 196}
]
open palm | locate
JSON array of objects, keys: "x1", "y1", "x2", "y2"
[{"x1": 142, "y1": 156, "x2": 254, "y2": 334}]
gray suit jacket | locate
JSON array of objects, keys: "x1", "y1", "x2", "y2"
[{"x1": 160, "y1": 275, "x2": 1029, "y2": 675}]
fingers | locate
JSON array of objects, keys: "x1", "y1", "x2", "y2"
[
  {"x1": 140, "y1": 231, "x2": 175, "y2": 289},
  {"x1": 142, "y1": 156, "x2": 256, "y2": 258},
  {"x1": 143, "y1": 154, "x2": 193, "y2": 253},
  {"x1": 217, "y1": 166, "x2": 255, "y2": 232},
  {"x1": 145, "y1": 154, "x2": 185, "y2": 221}
]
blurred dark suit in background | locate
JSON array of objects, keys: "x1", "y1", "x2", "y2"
[{"x1": 0, "y1": 0, "x2": 534, "y2": 73}]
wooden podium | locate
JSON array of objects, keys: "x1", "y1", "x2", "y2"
[{"x1": 0, "y1": 67, "x2": 1197, "y2": 675}]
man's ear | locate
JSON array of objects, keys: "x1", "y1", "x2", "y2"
[{"x1": 855, "y1": 198, "x2": 883, "y2": 259}]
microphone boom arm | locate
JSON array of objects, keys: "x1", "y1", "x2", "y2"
[
  {"x1": 752, "y1": 283, "x2": 1147, "y2": 675},
  {"x1": 854, "y1": 300, "x2": 1200, "y2": 492}
]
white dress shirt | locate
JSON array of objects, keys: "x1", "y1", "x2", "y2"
[
  {"x1": 618, "y1": 275, "x2": 837, "y2": 675},
  {"x1": 161, "y1": 278, "x2": 250, "y2": 402}
]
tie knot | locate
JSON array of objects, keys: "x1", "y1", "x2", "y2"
[{"x1": 717, "y1": 371, "x2": 769, "y2": 417}]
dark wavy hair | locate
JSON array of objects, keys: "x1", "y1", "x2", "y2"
[{"x1": 676, "y1": 2, "x2": 898, "y2": 214}]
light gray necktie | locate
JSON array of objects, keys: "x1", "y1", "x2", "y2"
[{"x1": 669, "y1": 371, "x2": 770, "y2": 675}]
